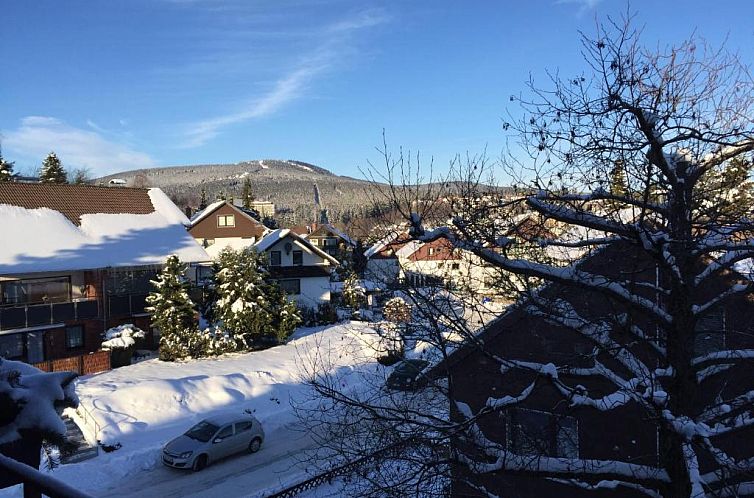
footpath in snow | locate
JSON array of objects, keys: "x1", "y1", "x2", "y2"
[{"x1": 1, "y1": 322, "x2": 384, "y2": 498}]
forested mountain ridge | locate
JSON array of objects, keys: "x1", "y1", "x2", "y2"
[{"x1": 98, "y1": 159, "x2": 375, "y2": 225}]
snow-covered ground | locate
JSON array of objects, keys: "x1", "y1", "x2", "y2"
[{"x1": 0, "y1": 322, "x2": 385, "y2": 498}]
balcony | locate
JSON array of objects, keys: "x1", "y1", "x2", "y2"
[
  {"x1": 106, "y1": 293, "x2": 149, "y2": 318},
  {"x1": 0, "y1": 299, "x2": 99, "y2": 331}
]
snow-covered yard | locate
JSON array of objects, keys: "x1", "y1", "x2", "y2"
[{"x1": 1, "y1": 322, "x2": 384, "y2": 497}]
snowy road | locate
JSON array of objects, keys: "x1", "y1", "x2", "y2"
[{"x1": 99, "y1": 421, "x2": 318, "y2": 498}]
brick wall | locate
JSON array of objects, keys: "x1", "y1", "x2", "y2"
[
  {"x1": 82, "y1": 350, "x2": 111, "y2": 374},
  {"x1": 34, "y1": 350, "x2": 110, "y2": 375}
]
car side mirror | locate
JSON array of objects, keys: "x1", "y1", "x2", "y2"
[{"x1": 213, "y1": 437, "x2": 223, "y2": 444}]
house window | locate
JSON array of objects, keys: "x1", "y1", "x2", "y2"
[
  {"x1": 278, "y1": 279, "x2": 301, "y2": 295},
  {"x1": 270, "y1": 251, "x2": 281, "y2": 267},
  {"x1": 65, "y1": 325, "x2": 84, "y2": 349},
  {"x1": 292, "y1": 251, "x2": 303, "y2": 266},
  {"x1": 0, "y1": 334, "x2": 24, "y2": 360},
  {"x1": 428, "y1": 247, "x2": 435, "y2": 256},
  {"x1": 451, "y1": 263, "x2": 460, "y2": 270},
  {"x1": 311, "y1": 239, "x2": 319, "y2": 246},
  {"x1": 203, "y1": 239, "x2": 215, "y2": 247},
  {"x1": 217, "y1": 214, "x2": 235, "y2": 227},
  {"x1": 1, "y1": 277, "x2": 71, "y2": 305},
  {"x1": 695, "y1": 308, "x2": 725, "y2": 355},
  {"x1": 507, "y1": 408, "x2": 578, "y2": 458}
]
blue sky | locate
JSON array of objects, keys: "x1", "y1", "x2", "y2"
[{"x1": 1, "y1": 0, "x2": 753, "y2": 178}]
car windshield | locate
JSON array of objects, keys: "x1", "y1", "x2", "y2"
[
  {"x1": 395, "y1": 360, "x2": 428, "y2": 374},
  {"x1": 185, "y1": 421, "x2": 220, "y2": 442}
]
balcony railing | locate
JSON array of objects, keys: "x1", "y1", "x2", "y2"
[
  {"x1": 106, "y1": 293, "x2": 149, "y2": 318},
  {"x1": 0, "y1": 453, "x2": 91, "y2": 498},
  {"x1": 0, "y1": 299, "x2": 99, "y2": 331}
]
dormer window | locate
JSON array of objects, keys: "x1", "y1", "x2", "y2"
[{"x1": 217, "y1": 214, "x2": 235, "y2": 227}]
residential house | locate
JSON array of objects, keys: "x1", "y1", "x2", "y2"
[
  {"x1": 363, "y1": 231, "x2": 412, "y2": 288},
  {"x1": 0, "y1": 183, "x2": 209, "y2": 368},
  {"x1": 304, "y1": 223, "x2": 356, "y2": 258},
  {"x1": 188, "y1": 201, "x2": 269, "y2": 259},
  {"x1": 247, "y1": 200, "x2": 275, "y2": 218},
  {"x1": 439, "y1": 243, "x2": 754, "y2": 497},
  {"x1": 254, "y1": 229, "x2": 339, "y2": 309}
]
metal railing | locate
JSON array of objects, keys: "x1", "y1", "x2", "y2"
[
  {"x1": 0, "y1": 299, "x2": 99, "y2": 331},
  {"x1": 106, "y1": 293, "x2": 148, "y2": 318},
  {"x1": 75, "y1": 403, "x2": 102, "y2": 442},
  {"x1": 265, "y1": 438, "x2": 416, "y2": 498},
  {"x1": 0, "y1": 453, "x2": 92, "y2": 498}
]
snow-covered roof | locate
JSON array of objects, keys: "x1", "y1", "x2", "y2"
[
  {"x1": 395, "y1": 240, "x2": 423, "y2": 259},
  {"x1": 255, "y1": 229, "x2": 339, "y2": 265},
  {"x1": 0, "y1": 187, "x2": 210, "y2": 275},
  {"x1": 189, "y1": 200, "x2": 226, "y2": 225},
  {"x1": 307, "y1": 224, "x2": 355, "y2": 246}
]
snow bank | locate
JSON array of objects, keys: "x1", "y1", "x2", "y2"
[{"x1": 4, "y1": 323, "x2": 382, "y2": 497}]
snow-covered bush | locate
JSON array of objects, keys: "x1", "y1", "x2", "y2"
[
  {"x1": 383, "y1": 296, "x2": 411, "y2": 324},
  {"x1": 316, "y1": 302, "x2": 339, "y2": 325},
  {"x1": 342, "y1": 274, "x2": 366, "y2": 310},
  {"x1": 100, "y1": 324, "x2": 146, "y2": 350}
]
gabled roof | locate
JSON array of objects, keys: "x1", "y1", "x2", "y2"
[
  {"x1": 255, "y1": 229, "x2": 340, "y2": 265},
  {"x1": 188, "y1": 201, "x2": 268, "y2": 238},
  {"x1": 307, "y1": 224, "x2": 356, "y2": 246},
  {"x1": 0, "y1": 185, "x2": 209, "y2": 274},
  {"x1": 189, "y1": 200, "x2": 226, "y2": 225},
  {"x1": 364, "y1": 231, "x2": 412, "y2": 259},
  {"x1": 0, "y1": 183, "x2": 156, "y2": 226}
]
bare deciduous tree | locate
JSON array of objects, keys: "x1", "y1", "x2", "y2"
[{"x1": 300, "y1": 15, "x2": 754, "y2": 498}]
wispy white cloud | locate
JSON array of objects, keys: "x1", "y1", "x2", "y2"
[
  {"x1": 179, "y1": 9, "x2": 388, "y2": 148},
  {"x1": 3, "y1": 116, "x2": 156, "y2": 175},
  {"x1": 555, "y1": 0, "x2": 602, "y2": 15}
]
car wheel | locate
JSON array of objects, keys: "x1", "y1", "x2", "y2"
[
  {"x1": 248, "y1": 438, "x2": 262, "y2": 453},
  {"x1": 193, "y1": 454, "x2": 208, "y2": 472}
]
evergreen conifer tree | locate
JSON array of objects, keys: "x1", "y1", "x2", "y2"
[
  {"x1": 199, "y1": 188, "x2": 208, "y2": 210},
  {"x1": 609, "y1": 160, "x2": 628, "y2": 197},
  {"x1": 39, "y1": 152, "x2": 67, "y2": 184},
  {"x1": 213, "y1": 248, "x2": 271, "y2": 349},
  {"x1": 265, "y1": 283, "x2": 301, "y2": 344},
  {"x1": 145, "y1": 255, "x2": 198, "y2": 361},
  {"x1": 242, "y1": 178, "x2": 254, "y2": 209},
  {"x1": 0, "y1": 147, "x2": 14, "y2": 182}
]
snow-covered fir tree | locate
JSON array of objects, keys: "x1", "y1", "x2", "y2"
[
  {"x1": 39, "y1": 152, "x2": 67, "y2": 184},
  {"x1": 212, "y1": 248, "x2": 272, "y2": 349},
  {"x1": 211, "y1": 247, "x2": 302, "y2": 348},
  {"x1": 0, "y1": 148, "x2": 14, "y2": 182},
  {"x1": 145, "y1": 255, "x2": 198, "y2": 361}
]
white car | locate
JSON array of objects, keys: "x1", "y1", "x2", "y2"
[{"x1": 162, "y1": 412, "x2": 264, "y2": 471}]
